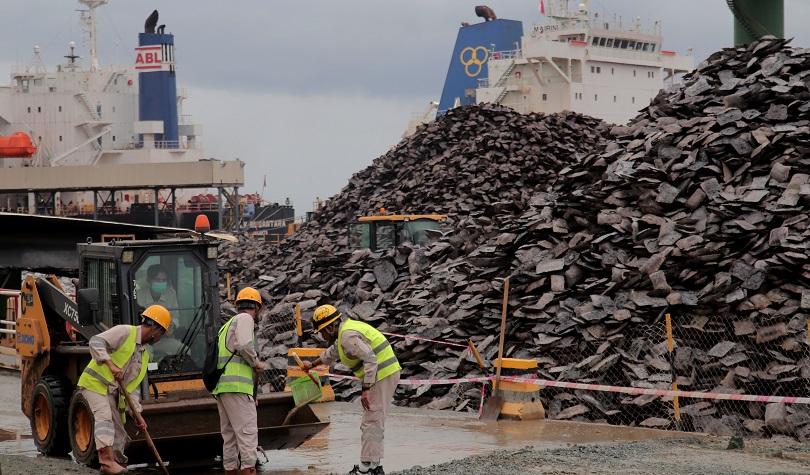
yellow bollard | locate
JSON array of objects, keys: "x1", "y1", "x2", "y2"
[{"x1": 491, "y1": 357, "x2": 545, "y2": 420}]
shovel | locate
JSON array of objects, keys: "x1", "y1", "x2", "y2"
[
  {"x1": 118, "y1": 381, "x2": 170, "y2": 475},
  {"x1": 479, "y1": 277, "x2": 509, "y2": 421},
  {"x1": 292, "y1": 353, "x2": 320, "y2": 386},
  {"x1": 467, "y1": 338, "x2": 487, "y2": 371},
  {"x1": 281, "y1": 388, "x2": 322, "y2": 426},
  {"x1": 282, "y1": 354, "x2": 323, "y2": 426}
]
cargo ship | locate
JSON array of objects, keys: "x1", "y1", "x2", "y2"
[
  {"x1": 406, "y1": 1, "x2": 694, "y2": 135},
  {"x1": 0, "y1": 0, "x2": 295, "y2": 235}
]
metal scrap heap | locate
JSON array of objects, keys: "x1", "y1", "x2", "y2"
[{"x1": 222, "y1": 37, "x2": 810, "y2": 439}]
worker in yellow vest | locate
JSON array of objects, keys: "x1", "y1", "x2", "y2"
[
  {"x1": 76, "y1": 304, "x2": 172, "y2": 475},
  {"x1": 213, "y1": 287, "x2": 267, "y2": 475},
  {"x1": 303, "y1": 304, "x2": 401, "y2": 475}
]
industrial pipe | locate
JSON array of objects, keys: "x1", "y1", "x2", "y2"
[{"x1": 727, "y1": 0, "x2": 784, "y2": 45}]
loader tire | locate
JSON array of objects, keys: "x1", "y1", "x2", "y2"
[
  {"x1": 68, "y1": 390, "x2": 99, "y2": 467},
  {"x1": 30, "y1": 374, "x2": 73, "y2": 456}
]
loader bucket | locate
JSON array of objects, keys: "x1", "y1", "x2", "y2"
[{"x1": 124, "y1": 391, "x2": 328, "y2": 465}]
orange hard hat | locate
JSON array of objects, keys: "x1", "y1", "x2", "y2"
[
  {"x1": 235, "y1": 287, "x2": 262, "y2": 306},
  {"x1": 142, "y1": 304, "x2": 172, "y2": 331}
]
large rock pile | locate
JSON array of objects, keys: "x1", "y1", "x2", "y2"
[
  {"x1": 448, "y1": 37, "x2": 810, "y2": 436},
  {"x1": 221, "y1": 105, "x2": 608, "y2": 279},
  {"x1": 223, "y1": 38, "x2": 810, "y2": 439},
  {"x1": 556, "y1": 37, "x2": 810, "y2": 415},
  {"x1": 220, "y1": 104, "x2": 608, "y2": 396}
]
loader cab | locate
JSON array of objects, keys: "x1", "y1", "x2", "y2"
[
  {"x1": 348, "y1": 214, "x2": 446, "y2": 252},
  {"x1": 77, "y1": 238, "x2": 220, "y2": 379}
]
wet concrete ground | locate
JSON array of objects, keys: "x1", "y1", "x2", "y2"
[
  {"x1": 266, "y1": 402, "x2": 685, "y2": 474},
  {"x1": 3, "y1": 370, "x2": 808, "y2": 475},
  {"x1": 0, "y1": 370, "x2": 684, "y2": 473},
  {"x1": 6, "y1": 371, "x2": 810, "y2": 475}
]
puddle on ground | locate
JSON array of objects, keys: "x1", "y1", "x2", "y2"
[
  {"x1": 0, "y1": 429, "x2": 27, "y2": 442},
  {"x1": 254, "y1": 403, "x2": 683, "y2": 474}
]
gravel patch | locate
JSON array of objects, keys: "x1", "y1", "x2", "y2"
[{"x1": 392, "y1": 437, "x2": 810, "y2": 475}]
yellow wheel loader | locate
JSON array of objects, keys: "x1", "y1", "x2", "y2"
[
  {"x1": 17, "y1": 237, "x2": 326, "y2": 468},
  {"x1": 348, "y1": 212, "x2": 447, "y2": 252}
]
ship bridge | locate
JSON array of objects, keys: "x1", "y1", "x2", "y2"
[{"x1": 471, "y1": 0, "x2": 694, "y2": 124}]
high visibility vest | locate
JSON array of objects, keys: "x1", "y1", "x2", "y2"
[
  {"x1": 77, "y1": 325, "x2": 148, "y2": 420},
  {"x1": 212, "y1": 315, "x2": 255, "y2": 396},
  {"x1": 337, "y1": 319, "x2": 401, "y2": 383}
]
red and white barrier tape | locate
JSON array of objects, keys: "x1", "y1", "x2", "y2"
[
  {"x1": 500, "y1": 376, "x2": 810, "y2": 405},
  {"x1": 381, "y1": 331, "x2": 469, "y2": 349},
  {"x1": 327, "y1": 373, "x2": 810, "y2": 405},
  {"x1": 328, "y1": 373, "x2": 490, "y2": 386}
]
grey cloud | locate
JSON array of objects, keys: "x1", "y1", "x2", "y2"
[
  {"x1": 184, "y1": 87, "x2": 423, "y2": 213},
  {"x1": 4, "y1": 1, "x2": 808, "y2": 99},
  {"x1": 2, "y1": 1, "x2": 809, "y2": 213}
]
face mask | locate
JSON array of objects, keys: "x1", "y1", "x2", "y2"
[{"x1": 151, "y1": 281, "x2": 168, "y2": 294}]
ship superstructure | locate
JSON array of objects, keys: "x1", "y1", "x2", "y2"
[
  {"x1": 0, "y1": 1, "x2": 298, "y2": 233},
  {"x1": 0, "y1": 1, "x2": 203, "y2": 213},
  {"x1": 434, "y1": 1, "x2": 694, "y2": 126}
]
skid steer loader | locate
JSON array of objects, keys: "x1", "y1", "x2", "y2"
[{"x1": 17, "y1": 235, "x2": 327, "y2": 468}]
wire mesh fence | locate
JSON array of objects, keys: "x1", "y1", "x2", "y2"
[
  {"x1": 242, "y1": 285, "x2": 810, "y2": 441},
  {"x1": 254, "y1": 303, "x2": 301, "y2": 393},
  {"x1": 534, "y1": 311, "x2": 810, "y2": 439}
]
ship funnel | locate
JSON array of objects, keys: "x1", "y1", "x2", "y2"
[
  {"x1": 437, "y1": 13, "x2": 522, "y2": 116},
  {"x1": 135, "y1": 9, "x2": 179, "y2": 147}
]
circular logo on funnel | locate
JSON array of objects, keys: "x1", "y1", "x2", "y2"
[{"x1": 460, "y1": 46, "x2": 489, "y2": 77}]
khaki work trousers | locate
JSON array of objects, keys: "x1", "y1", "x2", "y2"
[
  {"x1": 361, "y1": 371, "x2": 400, "y2": 464},
  {"x1": 81, "y1": 389, "x2": 129, "y2": 463},
  {"x1": 216, "y1": 393, "x2": 258, "y2": 470}
]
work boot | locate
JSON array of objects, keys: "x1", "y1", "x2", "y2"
[
  {"x1": 348, "y1": 465, "x2": 384, "y2": 475},
  {"x1": 238, "y1": 468, "x2": 257, "y2": 475},
  {"x1": 98, "y1": 446, "x2": 128, "y2": 474},
  {"x1": 224, "y1": 471, "x2": 238, "y2": 475}
]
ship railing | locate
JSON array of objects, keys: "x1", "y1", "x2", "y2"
[
  {"x1": 489, "y1": 49, "x2": 522, "y2": 61},
  {"x1": 177, "y1": 202, "x2": 224, "y2": 212},
  {"x1": 587, "y1": 46, "x2": 669, "y2": 62},
  {"x1": 129, "y1": 140, "x2": 201, "y2": 150}
]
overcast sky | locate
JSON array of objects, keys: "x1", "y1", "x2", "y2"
[{"x1": 2, "y1": 1, "x2": 809, "y2": 215}]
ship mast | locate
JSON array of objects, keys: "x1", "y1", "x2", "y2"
[
  {"x1": 78, "y1": 0, "x2": 108, "y2": 71},
  {"x1": 546, "y1": 0, "x2": 591, "y2": 25}
]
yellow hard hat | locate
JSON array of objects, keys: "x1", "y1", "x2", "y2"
[
  {"x1": 312, "y1": 304, "x2": 341, "y2": 332},
  {"x1": 235, "y1": 287, "x2": 262, "y2": 306},
  {"x1": 142, "y1": 304, "x2": 172, "y2": 331}
]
